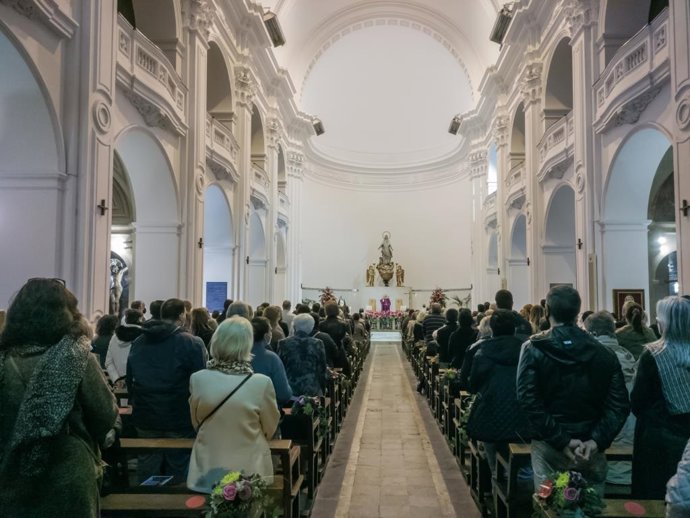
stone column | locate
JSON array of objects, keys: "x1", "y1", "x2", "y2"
[
  {"x1": 468, "y1": 149, "x2": 488, "y2": 304},
  {"x1": 265, "y1": 117, "x2": 281, "y2": 303},
  {"x1": 67, "y1": 0, "x2": 118, "y2": 319},
  {"x1": 493, "y1": 114, "x2": 510, "y2": 294},
  {"x1": 286, "y1": 151, "x2": 305, "y2": 303},
  {"x1": 567, "y1": 0, "x2": 599, "y2": 308},
  {"x1": 669, "y1": 0, "x2": 690, "y2": 290},
  {"x1": 233, "y1": 65, "x2": 256, "y2": 300},
  {"x1": 519, "y1": 61, "x2": 543, "y2": 302},
  {"x1": 180, "y1": 0, "x2": 211, "y2": 305}
]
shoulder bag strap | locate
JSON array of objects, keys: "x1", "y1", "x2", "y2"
[{"x1": 198, "y1": 373, "x2": 252, "y2": 429}]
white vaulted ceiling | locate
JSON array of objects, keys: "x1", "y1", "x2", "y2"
[{"x1": 258, "y1": 0, "x2": 501, "y2": 182}]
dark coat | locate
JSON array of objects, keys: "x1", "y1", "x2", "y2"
[
  {"x1": 319, "y1": 317, "x2": 349, "y2": 348},
  {"x1": 0, "y1": 351, "x2": 118, "y2": 518},
  {"x1": 631, "y1": 349, "x2": 690, "y2": 499},
  {"x1": 312, "y1": 330, "x2": 351, "y2": 377},
  {"x1": 422, "y1": 313, "x2": 446, "y2": 343},
  {"x1": 126, "y1": 321, "x2": 207, "y2": 433},
  {"x1": 91, "y1": 334, "x2": 112, "y2": 368},
  {"x1": 467, "y1": 335, "x2": 533, "y2": 442},
  {"x1": 436, "y1": 322, "x2": 459, "y2": 363},
  {"x1": 516, "y1": 324, "x2": 630, "y2": 450},
  {"x1": 448, "y1": 327, "x2": 478, "y2": 368},
  {"x1": 278, "y1": 332, "x2": 328, "y2": 397}
]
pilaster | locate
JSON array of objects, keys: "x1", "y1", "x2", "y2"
[
  {"x1": 469, "y1": 148, "x2": 488, "y2": 305},
  {"x1": 265, "y1": 116, "x2": 282, "y2": 303},
  {"x1": 493, "y1": 113, "x2": 510, "y2": 295},
  {"x1": 286, "y1": 151, "x2": 304, "y2": 303}
]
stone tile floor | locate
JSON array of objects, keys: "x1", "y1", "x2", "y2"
[{"x1": 311, "y1": 338, "x2": 480, "y2": 517}]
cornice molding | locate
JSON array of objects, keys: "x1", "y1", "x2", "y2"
[{"x1": 0, "y1": 0, "x2": 77, "y2": 39}]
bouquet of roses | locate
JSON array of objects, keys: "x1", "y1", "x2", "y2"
[
  {"x1": 536, "y1": 471, "x2": 604, "y2": 517},
  {"x1": 209, "y1": 471, "x2": 274, "y2": 518}
]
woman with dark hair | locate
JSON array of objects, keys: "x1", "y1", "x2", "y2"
[
  {"x1": 448, "y1": 308, "x2": 479, "y2": 368},
  {"x1": 616, "y1": 302, "x2": 657, "y2": 359},
  {"x1": 0, "y1": 278, "x2": 119, "y2": 517},
  {"x1": 92, "y1": 314, "x2": 119, "y2": 368},
  {"x1": 631, "y1": 296, "x2": 690, "y2": 499},
  {"x1": 190, "y1": 308, "x2": 215, "y2": 350},
  {"x1": 263, "y1": 305, "x2": 286, "y2": 351}
]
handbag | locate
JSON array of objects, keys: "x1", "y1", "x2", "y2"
[{"x1": 198, "y1": 374, "x2": 252, "y2": 429}]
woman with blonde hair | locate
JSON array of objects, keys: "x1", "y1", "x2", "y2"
[
  {"x1": 631, "y1": 296, "x2": 690, "y2": 499},
  {"x1": 187, "y1": 316, "x2": 280, "y2": 493},
  {"x1": 529, "y1": 305, "x2": 545, "y2": 334}
]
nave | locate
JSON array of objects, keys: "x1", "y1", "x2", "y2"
[{"x1": 311, "y1": 333, "x2": 479, "y2": 518}]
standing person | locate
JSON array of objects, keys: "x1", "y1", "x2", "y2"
[
  {"x1": 149, "y1": 299, "x2": 164, "y2": 321},
  {"x1": 517, "y1": 285, "x2": 629, "y2": 496},
  {"x1": 436, "y1": 308, "x2": 459, "y2": 365},
  {"x1": 631, "y1": 296, "x2": 690, "y2": 499},
  {"x1": 278, "y1": 314, "x2": 328, "y2": 397},
  {"x1": 282, "y1": 300, "x2": 294, "y2": 333},
  {"x1": 190, "y1": 308, "x2": 215, "y2": 351},
  {"x1": 250, "y1": 317, "x2": 293, "y2": 407},
  {"x1": 187, "y1": 317, "x2": 280, "y2": 493},
  {"x1": 0, "y1": 278, "x2": 118, "y2": 518},
  {"x1": 448, "y1": 309, "x2": 479, "y2": 369},
  {"x1": 422, "y1": 303, "x2": 445, "y2": 343},
  {"x1": 494, "y1": 289, "x2": 533, "y2": 339},
  {"x1": 319, "y1": 301, "x2": 350, "y2": 348},
  {"x1": 105, "y1": 308, "x2": 144, "y2": 384},
  {"x1": 616, "y1": 302, "x2": 657, "y2": 360},
  {"x1": 91, "y1": 314, "x2": 118, "y2": 368},
  {"x1": 263, "y1": 306, "x2": 286, "y2": 351},
  {"x1": 127, "y1": 298, "x2": 207, "y2": 483}
]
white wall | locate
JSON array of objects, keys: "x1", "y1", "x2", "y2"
[{"x1": 301, "y1": 177, "x2": 473, "y2": 309}]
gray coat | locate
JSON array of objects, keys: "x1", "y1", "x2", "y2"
[{"x1": 667, "y1": 439, "x2": 690, "y2": 517}]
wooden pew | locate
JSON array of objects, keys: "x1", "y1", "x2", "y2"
[
  {"x1": 532, "y1": 495, "x2": 666, "y2": 518},
  {"x1": 101, "y1": 493, "x2": 209, "y2": 517},
  {"x1": 113, "y1": 438, "x2": 302, "y2": 518}
]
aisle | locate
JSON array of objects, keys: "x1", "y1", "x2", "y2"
[{"x1": 311, "y1": 336, "x2": 479, "y2": 518}]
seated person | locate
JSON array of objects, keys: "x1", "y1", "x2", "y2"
[
  {"x1": 187, "y1": 317, "x2": 280, "y2": 493},
  {"x1": 250, "y1": 316, "x2": 293, "y2": 406},
  {"x1": 278, "y1": 314, "x2": 328, "y2": 397}
]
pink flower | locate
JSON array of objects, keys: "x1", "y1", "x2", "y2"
[
  {"x1": 537, "y1": 480, "x2": 553, "y2": 499},
  {"x1": 563, "y1": 487, "x2": 581, "y2": 502},
  {"x1": 223, "y1": 484, "x2": 237, "y2": 501},
  {"x1": 238, "y1": 484, "x2": 252, "y2": 501}
]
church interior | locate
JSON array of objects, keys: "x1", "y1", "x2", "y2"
[{"x1": 1, "y1": 0, "x2": 690, "y2": 517}]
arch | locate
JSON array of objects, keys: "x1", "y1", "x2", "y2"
[
  {"x1": 543, "y1": 37, "x2": 573, "y2": 128},
  {"x1": 114, "y1": 127, "x2": 180, "y2": 304},
  {"x1": 124, "y1": 0, "x2": 181, "y2": 68},
  {"x1": 0, "y1": 25, "x2": 66, "y2": 308},
  {"x1": 599, "y1": 0, "x2": 656, "y2": 66},
  {"x1": 247, "y1": 212, "x2": 268, "y2": 306},
  {"x1": 251, "y1": 105, "x2": 266, "y2": 157},
  {"x1": 206, "y1": 41, "x2": 234, "y2": 127},
  {"x1": 601, "y1": 126, "x2": 673, "y2": 312},
  {"x1": 509, "y1": 102, "x2": 525, "y2": 170},
  {"x1": 543, "y1": 185, "x2": 576, "y2": 288},
  {"x1": 487, "y1": 232, "x2": 498, "y2": 268},
  {"x1": 203, "y1": 184, "x2": 234, "y2": 311},
  {"x1": 508, "y1": 214, "x2": 529, "y2": 308}
]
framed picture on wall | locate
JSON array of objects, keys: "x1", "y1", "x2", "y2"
[{"x1": 612, "y1": 289, "x2": 645, "y2": 318}]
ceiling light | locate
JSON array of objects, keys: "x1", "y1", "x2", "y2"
[
  {"x1": 448, "y1": 116, "x2": 462, "y2": 135},
  {"x1": 313, "y1": 118, "x2": 325, "y2": 136},
  {"x1": 490, "y1": 4, "x2": 514, "y2": 45},
  {"x1": 657, "y1": 236, "x2": 667, "y2": 245},
  {"x1": 263, "y1": 11, "x2": 285, "y2": 47}
]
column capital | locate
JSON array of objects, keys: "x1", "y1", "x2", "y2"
[
  {"x1": 287, "y1": 151, "x2": 304, "y2": 180},
  {"x1": 235, "y1": 66, "x2": 256, "y2": 109},
  {"x1": 564, "y1": 0, "x2": 599, "y2": 41},
  {"x1": 182, "y1": 0, "x2": 212, "y2": 41},
  {"x1": 266, "y1": 118, "x2": 283, "y2": 150},
  {"x1": 519, "y1": 60, "x2": 543, "y2": 107},
  {"x1": 492, "y1": 114, "x2": 510, "y2": 148}
]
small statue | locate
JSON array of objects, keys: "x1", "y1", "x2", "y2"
[
  {"x1": 366, "y1": 264, "x2": 376, "y2": 287},
  {"x1": 396, "y1": 264, "x2": 405, "y2": 287},
  {"x1": 379, "y1": 231, "x2": 393, "y2": 265},
  {"x1": 110, "y1": 264, "x2": 128, "y2": 316}
]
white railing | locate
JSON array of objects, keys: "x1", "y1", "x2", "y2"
[
  {"x1": 537, "y1": 111, "x2": 574, "y2": 181},
  {"x1": 252, "y1": 163, "x2": 270, "y2": 188},
  {"x1": 506, "y1": 162, "x2": 525, "y2": 189},
  {"x1": 279, "y1": 191, "x2": 289, "y2": 208},
  {"x1": 594, "y1": 8, "x2": 669, "y2": 129},
  {"x1": 483, "y1": 191, "x2": 496, "y2": 211},
  {"x1": 206, "y1": 114, "x2": 239, "y2": 175},
  {"x1": 117, "y1": 15, "x2": 187, "y2": 134}
]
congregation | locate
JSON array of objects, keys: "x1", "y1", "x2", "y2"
[
  {"x1": 0, "y1": 278, "x2": 370, "y2": 517},
  {"x1": 403, "y1": 286, "x2": 690, "y2": 517}
]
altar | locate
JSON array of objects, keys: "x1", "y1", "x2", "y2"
[{"x1": 360, "y1": 287, "x2": 410, "y2": 312}]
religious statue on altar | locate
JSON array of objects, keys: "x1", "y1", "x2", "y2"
[
  {"x1": 380, "y1": 295, "x2": 391, "y2": 314},
  {"x1": 379, "y1": 232, "x2": 393, "y2": 264},
  {"x1": 366, "y1": 264, "x2": 376, "y2": 287},
  {"x1": 395, "y1": 264, "x2": 405, "y2": 287}
]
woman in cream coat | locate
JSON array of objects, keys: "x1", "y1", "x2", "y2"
[{"x1": 187, "y1": 316, "x2": 280, "y2": 493}]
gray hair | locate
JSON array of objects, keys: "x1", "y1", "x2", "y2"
[
  {"x1": 651, "y1": 296, "x2": 690, "y2": 365},
  {"x1": 210, "y1": 316, "x2": 253, "y2": 362},
  {"x1": 293, "y1": 313, "x2": 315, "y2": 334},
  {"x1": 583, "y1": 311, "x2": 616, "y2": 337},
  {"x1": 226, "y1": 301, "x2": 252, "y2": 320}
]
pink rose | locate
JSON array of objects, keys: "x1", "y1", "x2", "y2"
[
  {"x1": 223, "y1": 484, "x2": 237, "y2": 501},
  {"x1": 563, "y1": 487, "x2": 581, "y2": 502},
  {"x1": 537, "y1": 480, "x2": 553, "y2": 499}
]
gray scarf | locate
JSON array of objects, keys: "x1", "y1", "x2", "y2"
[
  {"x1": 0, "y1": 335, "x2": 91, "y2": 476},
  {"x1": 651, "y1": 345, "x2": 690, "y2": 415}
]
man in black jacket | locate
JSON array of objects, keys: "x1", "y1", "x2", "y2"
[
  {"x1": 517, "y1": 286, "x2": 630, "y2": 495},
  {"x1": 495, "y1": 289, "x2": 533, "y2": 339},
  {"x1": 127, "y1": 298, "x2": 207, "y2": 483},
  {"x1": 436, "y1": 308, "x2": 459, "y2": 364}
]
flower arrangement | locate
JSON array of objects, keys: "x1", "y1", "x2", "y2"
[
  {"x1": 319, "y1": 287, "x2": 337, "y2": 305},
  {"x1": 209, "y1": 471, "x2": 275, "y2": 518},
  {"x1": 291, "y1": 396, "x2": 329, "y2": 435},
  {"x1": 429, "y1": 288, "x2": 447, "y2": 307},
  {"x1": 445, "y1": 368, "x2": 460, "y2": 380},
  {"x1": 535, "y1": 471, "x2": 604, "y2": 517}
]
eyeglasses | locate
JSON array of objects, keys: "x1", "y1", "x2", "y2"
[{"x1": 28, "y1": 277, "x2": 66, "y2": 287}]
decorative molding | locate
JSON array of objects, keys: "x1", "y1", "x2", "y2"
[
  {"x1": 563, "y1": 0, "x2": 599, "y2": 40},
  {"x1": 182, "y1": 0, "x2": 212, "y2": 41},
  {"x1": 605, "y1": 84, "x2": 664, "y2": 131},
  {"x1": 519, "y1": 59, "x2": 542, "y2": 106},
  {"x1": 267, "y1": 117, "x2": 283, "y2": 150},
  {"x1": 492, "y1": 114, "x2": 510, "y2": 148},
  {"x1": 0, "y1": 0, "x2": 77, "y2": 39},
  {"x1": 92, "y1": 100, "x2": 112, "y2": 134},
  {"x1": 235, "y1": 65, "x2": 256, "y2": 109},
  {"x1": 676, "y1": 94, "x2": 690, "y2": 131},
  {"x1": 122, "y1": 89, "x2": 183, "y2": 135}
]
